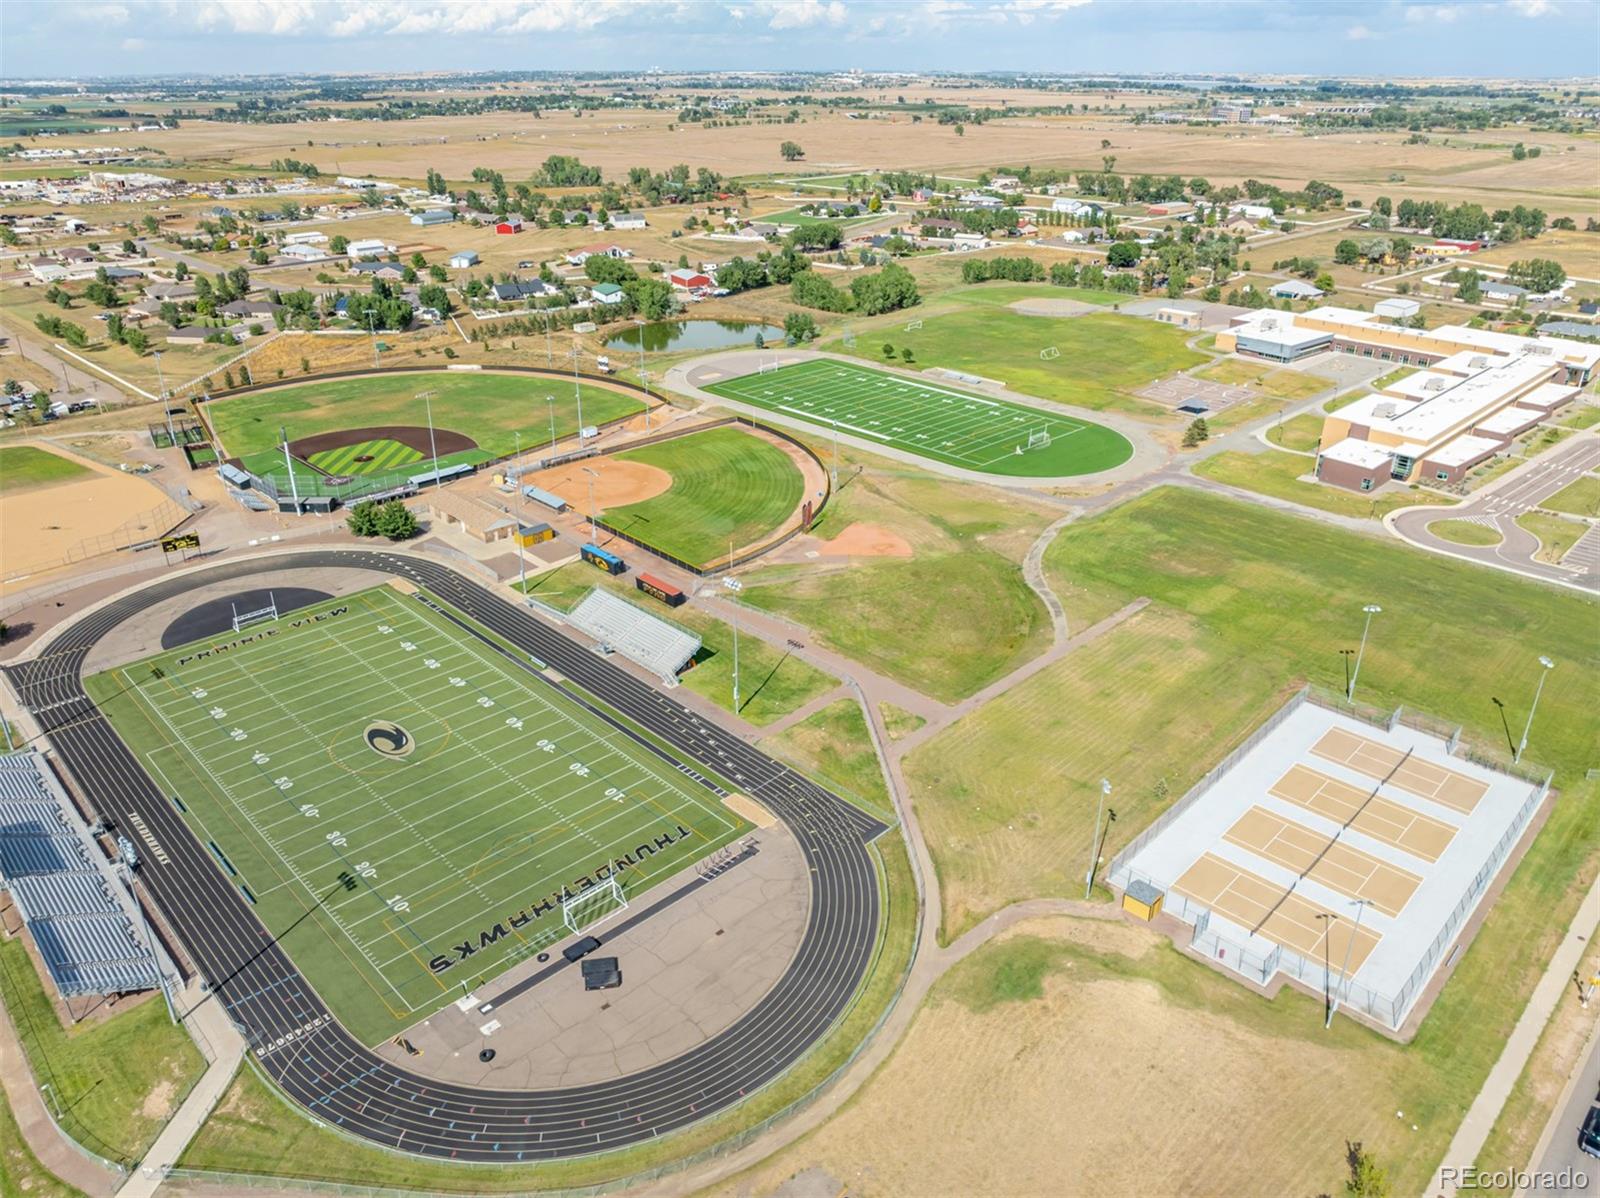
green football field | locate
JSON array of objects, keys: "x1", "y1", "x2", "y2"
[
  {"x1": 703, "y1": 359, "x2": 1132, "y2": 478},
  {"x1": 307, "y1": 437, "x2": 424, "y2": 476},
  {"x1": 603, "y1": 425, "x2": 807, "y2": 567},
  {"x1": 88, "y1": 586, "x2": 748, "y2": 1045}
]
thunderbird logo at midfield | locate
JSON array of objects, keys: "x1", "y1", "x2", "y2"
[{"x1": 363, "y1": 721, "x2": 415, "y2": 760}]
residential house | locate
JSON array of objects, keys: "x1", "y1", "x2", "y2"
[
  {"x1": 958, "y1": 191, "x2": 1003, "y2": 210},
  {"x1": 220, "y1": 300, "x2": 283, "y2": 320},
  {"x1": 449, "y1": 250, "x2": 480, "y2": 268},
  {"x1": 349, "y1": 261, "x2": 407, "y2": 281},
  {"x1": 279, "y1": 242, "x2": 326, "y2": 262},
  {"x1": 1268, "y1": 279, "x2": 1325, "y2": 301},
  {"x1": 410, "y1": 209, "x2": 455, "y2": 227},
  {"x1": 610, "y1": 212, "x2": 647, "y2": 230},
  {"x1": 282, "y1": 230, "x2": 327, "y2": 246},
  {"x1": 165, "y1": 326, "x2": 218, "y2": 346},
  {"x1": 491, "y1": 279, "x2": 556, "y2": 303},
  {"x1": 590, "y1": 282, "x2": 625, "y2": 305},
  {"x1": 145, "y1": 281, "x2": 196, "y2": 301},
  {"x1": 566, "y1": 244, "x2": 630, "y2": 266},
  {"x1": 345, "y1": 238, "x2": 393, "y2": 259}
]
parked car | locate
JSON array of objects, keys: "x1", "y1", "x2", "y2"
[{"x1": 1581, "y1": 1105, "x2": 1600, "y2": 1159}]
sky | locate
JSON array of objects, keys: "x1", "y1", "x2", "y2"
[{"x1": 1, "y1": 0, "x2": 1596, "y2": 81}]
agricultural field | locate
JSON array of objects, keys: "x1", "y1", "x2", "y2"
[
  {"x1": 0, "y1": 444, "x2": 91, "y2": 493},
  {"x1": 704, "y1": 358, "x2": 1133, "y2": 478},
  {"x1": 88, "y1": 586, "x2": 749, "y2": 1044},
  {"x1": 603, "y1": 425, "x2": 805, "y2": 566},
  {"x1": 836, "y1": 306, "x2": 1206, "y2": 419},
  {"x1": 205, "y1": 370, "x2": 645, "y2": 480}
]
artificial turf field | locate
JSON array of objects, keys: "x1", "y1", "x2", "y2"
[
  {"x1": 209, "y1": 372, "x2": 646, "y2": 481},
  {"x1": 307, "y1": 437, "x2": 424, "y2": 476},
  {"x1": 88, "y1": 586, "x2": 748, "y2": 1044},
  {"x1": 604, "y1": 425, "x2": 806, "y2": 566},
  {"x1": 703, "y1": 359, "x2": 1132, "y2": 478}
]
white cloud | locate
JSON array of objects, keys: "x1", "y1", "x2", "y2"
[
  {"x1": 757, "y1": 0, "x2": 848, "y2": 29},
  {"x1": 1346, "y1": 23, "x2": 1378, "y2": 39},
  {"x1": 121, "y1": 36, "x2": 148, "y2": 51},
  {"x1": 1506, "y1": 0, "x2": 1554, "y2": 14},
  {"x1": 157, "y1": 0, "x2": 635, "y2": 38},
  {"x1": 1404, "y1": 4, "x2": 1463, "y2": 22}
]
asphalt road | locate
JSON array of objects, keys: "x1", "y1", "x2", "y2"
[
  {"x1": 1528, "y1": 1019, "x2": 1600, "y2": 1196},
  {"x1": 1390, "y1": 436, "x2": 1600, "y2": 593},
  {"x1": 5, "y1": 549, "x2": 887, "y2": 1161}
]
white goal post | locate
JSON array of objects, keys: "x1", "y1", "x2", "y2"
[
  {"x1": 905, "y1": 319, "x2": 923, "y2": 332},
  {"x1": 1039, "y1": 346, "x2": 1061, "y2": 361},
  {"x1": 231, "y1": 594, "x2": 280, "y2": 633},
  {"x1": 562, "y1": 874, "x2": 628, "y2": 937},
  {"x1": 757, "y1": 359, "x2": 782, "y2": 374},
  {"x1": 1026, "y1": 429, "x2": 1052, "y2": 450}
]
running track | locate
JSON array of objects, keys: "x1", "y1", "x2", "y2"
[{"x1": 4, "y1": 550, "x2": 887, "y2": 1162}]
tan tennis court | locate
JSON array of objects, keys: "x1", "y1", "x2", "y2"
[
  {"x1": 1173, "y1": 853, "x2": 1383, "y2": 973},
  {"x1": 1222, "y1": 806, "x2": 1422, "y2": 918},
  {"x1": 1311, "y1": 727, "x2": 1488, "y2": 814},
  {"x1": 1268, "y1": 764, "x2": 1457, "y2": 863}
]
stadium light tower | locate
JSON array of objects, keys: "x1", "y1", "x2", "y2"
[
  {"x1": 581, "y1": 467, "x2": 600, "y2": 540},
  {"x1": 151, "y1": 350, "x2": 176, "y2": 446},
  {"x1": 1084, "y1": 778, "x2": 1112, "y2": 899},
  {"x1": 417, "y1": 390, "x2": 439, "y2": 479},
  {"x1": 1328, "y1": 897, "x2": 1369, "y2": 1029},
  {"x1": 1346, "y1": 604, "x2": 1382, "y2": 703},
  {"x1": 1515, "y1": 656, "x2": 1555, "y2": 764},
  {"x1": 514, "y1": 431, "x2": 527, "y2": 595},
  {"x1": 546, "y1": 395, "x2": 557, "y2": 456},
  {"x1": 569, "y1": 343, "x2": 585, "y2": 439},
  {"x1": 723, "y1": 571, "x2": 744, "y2": 714},
  {"x1": 1315, "y1": 912, "x2": 1340, "y2": 1029}
]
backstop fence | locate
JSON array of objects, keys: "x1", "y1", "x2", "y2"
[{"x1": 1105, "y1": 686, "x2": 1552, "y2": 1032}]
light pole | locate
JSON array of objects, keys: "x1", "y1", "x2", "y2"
[
  {"x1": 569, "y1": 343, "x2": 585, "y2": 439},
  {"x1": 514, "y1": 430, "x2": 527, "y2": 595},
  {"x1": 152, "y1": 350, "x2": 176, "y2": 445},
  {"x1": 1315, "y1": 912, "x2": 1340, "y2": 1029},
  {"x1": 1515, "y1": 656, "x2": 1555, "y2": 764},
  {"x1": 1085, "y1": 778, "x2": 1111, "y2": 899},
  {"x1": 365, "y1": 309, "x2": 379, "y2": 368},
  {"x1": 640, "y1": 368, "x2": 651, "y2": 430},
  {"x1": 581, "y1": 466, "x2": 599, "y2": 541},
  {"x1": 1347, "y1": 604, "x2": 1382, "y2": 703},
  {"x1": 1329, "y1": 898, "x2": 1369, "y2": 1029},
  {"x1": 830, "y1": 416, "x2": 840, "y2": 487},
  {"x1": 723, "y1": 573, "x2": 744, "y2": 714},
  {"x1": 417, "y1": 390, "x2": 439, "y2": 479},
  {"x1": 546, "y1": 395, "x2": 557, "y2": 457},
  {"x1": 543, "y1": 309, "x2": 552, "y2": 366}
]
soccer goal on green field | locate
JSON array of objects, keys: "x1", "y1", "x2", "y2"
[
  {"x1": 906, "y1": 319, "x2": 923, "y2": 332},
  {"x1": 562, "y1": 874, "x2": 629, "y2": 937},
  {"x1": 1040, "y1": 346, "x2": 1061, "y2": 361}
]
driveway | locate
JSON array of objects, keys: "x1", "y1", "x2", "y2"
[{"x1": 1389, "y1": 435, "x2": 1600, "y2": 594}]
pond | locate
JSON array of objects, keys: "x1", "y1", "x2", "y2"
[{"x1": 603, "y1": 319, "x2": 780, "y2": 354}]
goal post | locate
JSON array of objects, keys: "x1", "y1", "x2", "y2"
[
  {"x1": 905, "y1": 319, "x2": 923, "y2": 332},
  {"x1": 757, "y1": 359, "x2": 782, "y2": 375},
  {"x1": 231, "y1": 594, "x2": 280, "y2": 633},
  {"x1": 561, "y1": 874, "x2": 628, "y2": 937},
  {"x1": 1026, "y1": 429, "x2": 1052, "y2": 451},
  {"x1": 1039, "y1": 346, "x2": 1060, "y2": 361}
]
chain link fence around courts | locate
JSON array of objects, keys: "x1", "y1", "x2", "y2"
[{"x1": 1107, "y1": 687, "x2": 1553, "y2": 1032}]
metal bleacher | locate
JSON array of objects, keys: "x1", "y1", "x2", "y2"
[
  {"x1": 567, "y1": 588, "x2": 701, "y2": 685},
  {"x1": 0, "y1": 754, "x2": 163, "y2": 997}
]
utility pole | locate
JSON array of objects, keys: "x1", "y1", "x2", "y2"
[
  {"x1": 1347, "y1": 604, "x2": 1382, "y2": 703},
  {"x1": 1516, "y1": 655, "x2": 1555, "y2": 763},
  {"x1": 1085, "y1": 778, "x2": 1111, "y2": 899}
]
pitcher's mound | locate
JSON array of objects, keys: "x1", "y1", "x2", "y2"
[{"x1": 819, "y1": 522, "x2": 913, "y2": 558}]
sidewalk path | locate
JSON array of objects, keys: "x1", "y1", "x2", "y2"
[{"x1": 1430, "y1": 869, "x2": 1600, "y2": 1196}]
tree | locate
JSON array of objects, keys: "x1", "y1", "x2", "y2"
[
  {"x1": 791, "y1": 271, "x2": 850, "y2": 312},
  {"x1": 1342, "y1": 1141, "x2": 1391, "y2": 1198},
  {"x1": 882, "y1": 342, "x2": 895, "y2": 358},
  {"x1": 375, "y1": 500, "x2": 420, "y2": 541},
  {"x1": 1334, "y1": 239, "x2": 1361, "y2": 265},
  {"x1": 1454, "y1": 268, "x2": 1483, "y2": 304},
  {"x1": 1106, "y1": 241, "x2": 1142, "y2": 269},
  {"x1": 850, "y1": 263, "x2": 920, "y2": 316},
  {"x1": 346, "y1": 500, "x2": 382, "y2": 537},
  {"x1": 1511, "y1": 142, "x2": 1528, "y2": 161},
  {"x1": 900, "y1": 347, "x2": 913, "y2": 363},
  {"x1": 1314, "y1": 273, "x2": 1335, "y2": 293},
  {"x1": 330, "y1": 234, "x2": 349, "y2": 255},
  {"x1": 1506, "y1": 257, "x2": 1566, "y2": 294},
  {"x1": 783, "y1": 312, "x2": 818, "y2": 343},
  {"x1": 1181, "y1": 418, "x2": 1209, "y2": 447},
  {"x1": 779, "y1": 141, "x2": 805, "y2": 161}
]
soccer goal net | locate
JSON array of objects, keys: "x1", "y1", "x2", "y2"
[
  {"x1": 1039, "y1": 346, "x2": 1061, "y2": 361},
  {"x1": 905, "y1": 319, "x2": 923, "y2": 332},
  {"x1": 562, "y1": 875, "x2": 628, "y2": 937}
]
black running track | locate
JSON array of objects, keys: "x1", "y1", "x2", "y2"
[{"x1": 5, "y1": 551, "x2": 887, "y2": 1161}]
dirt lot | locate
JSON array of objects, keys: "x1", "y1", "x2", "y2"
[
  {"x1": 716, "y1": 916, "x2": 1421, "y2": 1198},
  {"x1": 0, "y1": 441, "x2": 180, "y2": 585}
]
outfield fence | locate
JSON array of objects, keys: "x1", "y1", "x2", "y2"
[
  {"x1": 1106, "y1": 685, "x2": 1553, "y2": 1033},
  {"x1": 1, "y1": 498, "x2": 196, "y2": 583}
]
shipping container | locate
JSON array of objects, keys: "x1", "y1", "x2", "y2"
[
  {"x1": 636, "y1": 572, "x2": 686, "y2": 607},
  {"x1": 581, "y1": 543, "x2": 625, "y2": 575}
]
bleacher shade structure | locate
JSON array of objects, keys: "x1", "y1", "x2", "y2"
[
  {"x1": 0, "y1": 754, "x2": 163, "y2": 997},
  {"x1": 568, "y1": 588, "x2": 701, "y2": 684}
]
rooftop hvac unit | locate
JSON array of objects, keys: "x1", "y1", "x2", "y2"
[
  {"x1": 1261, "y1": 317, "x2": 1278, "y2": 331},
  {"x1": 1469, "y1": 355, "x2": 1489, "y2": 369},
  {"x1": 1373, "y1": 402, "x2": 1399, "y2": 418},
  {"x1": 1424, "y1": 378, "x2": 1447, "y2": 392}
]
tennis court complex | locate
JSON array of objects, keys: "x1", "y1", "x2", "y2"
[
  {"x1": 1109, "y1": 691, "x2": 1548, "y2": 1032},
  {"x1": 88, "y1": 585, "x2": 748, "y2": 1044},
  {"x1": 701, "y1": 358, "x2": 1132, "y2": 478}
]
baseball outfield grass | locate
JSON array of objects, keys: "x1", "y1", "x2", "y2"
[{"x1": 602, "y1": 425, "x2": 806, "y2": 567}]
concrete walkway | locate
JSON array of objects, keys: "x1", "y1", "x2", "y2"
[
  {"x1": 1429, "y1": 869, "x2": 1600, "y2": 1197},
  {"x1": 116, "y1": 983, "x2": 247, "y2": 1198}
]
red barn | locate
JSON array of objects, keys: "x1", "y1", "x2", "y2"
[
  {"x1": 667, "y1": 267, "x2": 711, "y2": 289},
  {"x1": 495, "y1": 217, "x2": 523, "y2": 234}
]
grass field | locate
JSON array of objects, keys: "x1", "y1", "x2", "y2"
[
  {"x1": 89, "y1": 586, "x2": 747, "y2": 1044},
  {"x1": 603, "y1": 426, "x2": 805, "y2": 566},
  {"x1": 1516, "y1": 510, "x2": 1586, "y2": 564},
  {"x1": 1429, "y1": 518, "x2": 1503, "y2": 547},
  {"x1": 207, "y1": 372, "x2": 646, "y2": 468},
  {"x1": 1263, "y1": 412, "x2": 1326, "y2": 453},
  {"x1": 0, "y1": 445, "x2": 91, "y2": 494},
  {"x1": 704, "y1": 359, "x2": 1132, "y2": 478},
  {"x1": 307, "y1": 437, "x2": 424, "y2": 477},
  {"x1": 0, "y1": 934, "x2": 204, "y2": 1170},
  {"x1": 1541, "y1": 473, "x2": 1600, "y2": 518},
  {"x1": 1194, "y1": 449, "x2": 1455, "y2": 520},
  {"x1": 949, "y1": 283, "x2": 1122, "y2": 309},
  {"x1": 836, "y1": 307, "x2": 1206, "y2": 418},
  {"x1": 763, "y1": 699, "x2": 891, "y2": 816},
  {"x1": 1193, "y1": 359, "x2": 1330, "y2": 403}
]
